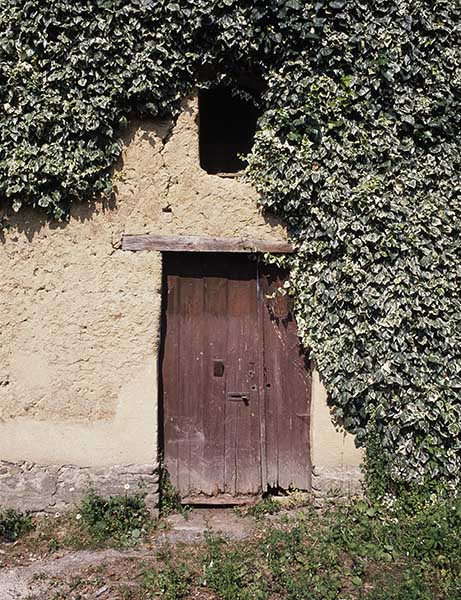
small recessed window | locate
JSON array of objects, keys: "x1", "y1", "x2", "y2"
[{"x1": 199, "y1": 87, "x2": 260, "y2": 176}]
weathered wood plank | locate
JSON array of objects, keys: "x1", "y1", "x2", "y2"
[
  {"x1": 122, "y1": 234, "x2": 294, "y2": 254},
  {"x1": 181, "y1": 494, "x2": 260, "y2": 506},
  {"x1": 261, "y1": 264, "x2": 312, "y2": 491}
]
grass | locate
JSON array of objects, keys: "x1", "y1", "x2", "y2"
[
  {"x1": 139, "y1": 496, "x2": 461, "y2": 600},
  {"x1": 0, "y1": 490, "x2": 155, "y2": 557},
  {"x1": 245, "y1": 496, "x2": 281, "y2": 518},
  {"x1": 142, "y1": 547, "x2": 193, "y2": 600},
  {"x1": 3, "y1": 494, "x2": 460, "y2": 599}
]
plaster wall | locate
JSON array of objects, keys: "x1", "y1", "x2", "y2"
[{"x1": 0, "y1": 95, "x2": 360, "y2": 510}]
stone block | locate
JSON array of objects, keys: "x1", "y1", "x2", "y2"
[
  {"x1": 311, "y1": 465, "x2": 363, "y2": 500},
  {"x1": 0, "y1": 460, "x2": 159, "y2": 515}
]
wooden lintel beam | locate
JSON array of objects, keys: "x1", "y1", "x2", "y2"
[{"x1": 121, "y1": 234, "x2": 294, "y2": 254}]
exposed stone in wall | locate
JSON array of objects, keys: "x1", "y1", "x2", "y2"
[
  {"x1": 311, "y1": 466, "x2": 363, "y2": 505},
  {"x1": 0, "y1": 461, "x2": 159, "y2": 514}
]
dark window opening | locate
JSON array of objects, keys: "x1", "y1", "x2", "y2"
[{"x1": 199, "y1": 87, "x2": 260, "y2": 176}]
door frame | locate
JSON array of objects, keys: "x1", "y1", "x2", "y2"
[{"x1": 122, "y1": 233, "x2": 311, "y2": 502}]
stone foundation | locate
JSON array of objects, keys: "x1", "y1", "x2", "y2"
[
  {"x1": 0, "y1": 460, "x2": 362, "y2": 513},
  {"x1": 311, "y1": 466, "x2": 363, "y2": 503},
  {"x1": 0, "y1": 461, "x2": 159, "y2": 515}
]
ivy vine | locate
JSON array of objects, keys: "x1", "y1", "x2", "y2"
[{"x1": 1, "y1": 0, "x2": 460, "y2": 496}]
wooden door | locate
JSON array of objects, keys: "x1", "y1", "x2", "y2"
[
  {"x1": 260, "y1": 265, "x2": 312, "y2": 491},
  {"x1": 161, "y1": 253, "x2": 311, "y2": 501}
]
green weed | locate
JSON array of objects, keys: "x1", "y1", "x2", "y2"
[
  {"x1": 142, "y1": 549, "x2": 192, "y2": 599},
  {"x1": 0, "y1": 508, "x2": 33, "y2": 542},
  {"x1": 202, "y1": 531, "x2": 267, "y2": 600},
  {"x1": 158, "y1": 466, "x2": 189, "y2": 517},
  {"x1": 76, "y1": 489, "x2": 152, "y2": 546},
  {"x1": 14, "y1": 495, "x2": 461, "y2": 599},
  {"x1": 246, "y1": 496, "x2": 281, "y2": 518},
  {"x1": 144, "y1": 497, "x2": 460, "y2": 599}
]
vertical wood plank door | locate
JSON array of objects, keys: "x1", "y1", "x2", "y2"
[
  {"x1": 260, "y1": 264, "x2": 312, "y2": 491},
  {"x1": 162, "y1": 253, "x2": 311, "y2": 501}
]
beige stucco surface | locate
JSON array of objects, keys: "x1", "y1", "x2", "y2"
[
  {"x1": 311, "y1": 371, "x2": 362, "y2": 469},
  {"x1": 0, "y1": 94, "x2": 359, "y2": 472}
]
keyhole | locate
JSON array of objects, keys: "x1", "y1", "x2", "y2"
[{"x1": 213, "y1": 360, "x2": 225, "y2": 377}]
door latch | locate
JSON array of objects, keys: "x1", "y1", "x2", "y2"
[{"x1": 228, "y1": 393, "x2": 249, "y2": 406}]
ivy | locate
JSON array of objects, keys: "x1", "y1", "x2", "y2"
[
  {"x1": 247, "y1": 1, "x2": 461, "y2": 494},
  {"x1": 0, "y1": 0, "x2": 312, "y2": 216},
  {"x1": 1, "y1": 0, "x2": 460, "y2": 495}
]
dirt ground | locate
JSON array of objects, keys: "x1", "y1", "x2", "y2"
[{"x1": 0, "y1": 509, "x2": 256, "y2": 600}]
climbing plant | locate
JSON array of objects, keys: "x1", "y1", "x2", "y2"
[
  {"x1": 1, "y1": 0, "x2": 460, "y2": 496},
  {"x1": 246, "y1": 1, "x2": 461, "y2": 496}
]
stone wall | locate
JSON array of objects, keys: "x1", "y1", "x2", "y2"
[{"x1": 0, "y1": 461, "x2": 159, "y2": 514}]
